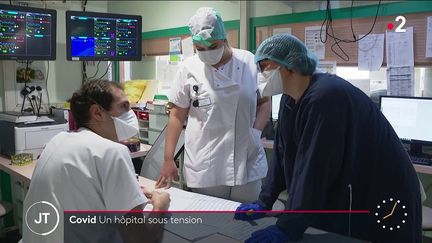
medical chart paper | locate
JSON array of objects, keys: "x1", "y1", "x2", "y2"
[
  {"x1": 144, "y1": 187, "x2": 240, "y2": 211},
  {"x1": 143, "y1": 187, "x2": 242, "y2": 241},
  {"x1": 305, "y1": 26, "x2": 326, "y2": 60},
  {"x1": 386, "y1": 27, "x2": 414, "y2": 67},
  {"x1": 166, "y1": 188, "x2": 240, "y2": 241},
  {"x1": 358, "y1": 34, "x2": 384, "y2": 71},
  {"x1": 386, "y1": 66, "x2": 414, "y2": 96}
]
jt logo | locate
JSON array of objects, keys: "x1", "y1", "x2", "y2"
[
  {"x1": 34, "y1": 213, "x2": 51, "y2": 224},
  {"x1": 25, "y1": 201, "x2": 59, "y2": 236}
]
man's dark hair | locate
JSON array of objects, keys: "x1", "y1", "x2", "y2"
[{"x1": 69, "y1": 80, "x2": 123, "y2": 128}]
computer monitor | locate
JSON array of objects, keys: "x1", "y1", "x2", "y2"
[
  {"x1": 66, "y1": 11, "x2": 142, "y2": 61},
  {"x1": 379, "y1": 95, "x2": 432, "y2": 156},
  {"x1": 140, "y1": 125, "x2": 185, "y2": 181},
  {"x1": 0, "y1": 4, "x2": 56, "y2": 60}
]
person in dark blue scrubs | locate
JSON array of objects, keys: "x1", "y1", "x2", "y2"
[{"x1": 235, "y1": 34, "x2": 422, "y2": 243}]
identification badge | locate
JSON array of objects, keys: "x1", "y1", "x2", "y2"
[{"x1": 198, "y1": 97, "x2": 211, "y2": 107}]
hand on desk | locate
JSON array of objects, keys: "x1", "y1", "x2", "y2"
[
  {"x1": 156, "y1": 159, "x2": 179, "y2": 189},
  {"x1": 140, "y1": 186, "x2": 152, "y2": 199},
  {"x1": 234, "y1": 203, "x2": 266, "y2": 221},
  {"x1": 245, "y1": 225, "x2": 289, "y2": 243},
  {"x1": 149, "y1": 191, "x2": 171, "y2": 211}
]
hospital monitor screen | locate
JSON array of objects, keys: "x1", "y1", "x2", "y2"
[
  {"x1": 66, "y1": 11, "x2": 142, "y2": 61},
  {"x1": 0, "y1": 4, "x2": 56, "y2": 60},
  {"x1": 379, "y1": 96, "x2": 432, "y2": 144}
]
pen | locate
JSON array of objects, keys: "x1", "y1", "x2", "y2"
[{"x1": 246, "y1": 209, "x2": 258, "y2": 226}]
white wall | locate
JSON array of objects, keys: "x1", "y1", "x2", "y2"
[
  {"x1": 106, "y1": 1, "x2": 392, "y2": 30},
  {"x1": 107, "y1": 1, "x2": 240, "y2": 32},
  {"x1": 250, "y1": 1, "x2": 401, "y2": 18},
  {"x1": 130, "y1": 57, "x2": 156, "y2": 80},
  {"x1": 250, "y1": 1, "x2": 293, "y2": 17}
]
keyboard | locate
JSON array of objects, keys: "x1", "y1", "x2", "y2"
[{"x1": 410, "y1": 156, "x2": 432, "y2": 166}]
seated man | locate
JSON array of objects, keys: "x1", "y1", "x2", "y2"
[{"x1": 23, "y1": 80, "x2": 170, "y2": 243}]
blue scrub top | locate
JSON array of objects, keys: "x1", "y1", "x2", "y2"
[{"x1": 258, "y1": 73, "x2": 422, "y2": 242}]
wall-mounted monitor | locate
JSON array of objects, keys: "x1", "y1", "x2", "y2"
[
  {"x1": 66, "y1": 11, "x2": 142, "y2": 61},
  {"x1": 0, "y1": 4, "x2": 57, "y2": 60}
]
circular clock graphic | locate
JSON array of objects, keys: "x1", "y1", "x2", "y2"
[{"x1": 375, "y1": 198, "x2": 407, "y2": 231}]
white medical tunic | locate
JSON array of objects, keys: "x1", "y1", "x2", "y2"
[
  {"x1": 170, "y1": 48, "x2": 268, "y2": 188},
  {"x1": 22, "y1": 128, "x2": 146, "y2": 243}
]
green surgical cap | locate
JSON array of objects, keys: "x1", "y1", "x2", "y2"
[
  {"x1": 188, "y1": 7, "x2": 227, "y2": 47},
  {"x1": 255, "y1": 34, "x2": 318, "y2": 75}
]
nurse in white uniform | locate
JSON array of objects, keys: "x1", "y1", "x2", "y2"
[{"x1": 156, "y1": 7, "x2": 271, "y2": 202}]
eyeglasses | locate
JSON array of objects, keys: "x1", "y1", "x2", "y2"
[{"x1": 257, "y1": 63, "x2": 262, "y2": 73}]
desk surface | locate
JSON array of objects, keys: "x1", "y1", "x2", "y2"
[
  {"x1": 0, "y1": 143, "x2": 151, "y2": 183},
  {"x1": 0, "y1": 156, "x2": 35, "y2": 182},
  {"x1": 262, "y1": 140, "x2": 432, "y2": 175},
  {"x1": 0, "y1": 158, "x2": 360, "y2": 242},
  {"x1": 138, "y1": 177, "x2": 362, "y2": 243}
]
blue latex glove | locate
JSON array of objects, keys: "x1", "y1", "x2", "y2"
[
  {"x1": 234, "y1": 202, "x2": 266, "y2": 221},
  {"x1": 245, "y1": 225, "x2": 289, "y2": 243}
]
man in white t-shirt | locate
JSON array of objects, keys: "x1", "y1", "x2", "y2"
[{"x1": 23, "y1": 80, "x2": 170, "y2": 243}]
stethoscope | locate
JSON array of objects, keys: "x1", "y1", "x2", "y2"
[{"x1": 192, "y1": 85, "x2": 200, "y2": 107}]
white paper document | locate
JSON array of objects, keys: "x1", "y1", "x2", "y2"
[
  {"x1": 143, "y1": 187, "x2": 240, "y2": 211},
  {"x1": 305, "y1": 26, "x2": 326, "y2": 59},
  {"x1": 386, "y1": 27, "x2": 414, "y2": 67},
  {"x1": 273, "y1": 27, "x2": 292, "y2": 36},
  {"x1": 386, "y1": 66, "x2": 414, "y2": 96},
  {"x1": 181, "y1": 36, "x2": 195, "y2": 60},
  {"x1": 426, "y1": 17, "x2": 432, "y2": 58},
  {"x1": 358, "y1": 34, "x2": 384, "y2": 71},
  {"x1": 139, "y1": 177, "x2": 361, "y2": 242},
  {"x1": 24, "y1": 116, "x2": 55, "y2": 124},
  {"x1": 145, "y1": 188, "x2": 242, "y2": 241}
]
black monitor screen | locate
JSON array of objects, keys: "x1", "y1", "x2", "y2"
[
  {"x1": 66, "y1": 11, "x2": 142, "y2": 61},
  {"x1": 0, "y1": 4, "x2": 56, "y2": 60}
]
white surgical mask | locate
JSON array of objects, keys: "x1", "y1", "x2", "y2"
[
  {"x1": 197, "y1": 45, "x2": 225, "y2": 65},
  {"x1": 112, "y1": 109, "x2": 139, "y2": 141},
  {"x1": 258, "y1": 67, "x2": 284, "y2": 97}
]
